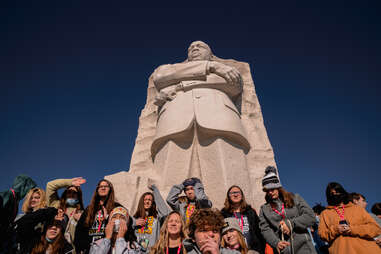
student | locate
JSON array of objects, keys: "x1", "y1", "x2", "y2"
[
  {"x1": 31, "y1": 219, "x2": 74, "y2": 254},
  {"x1": 349, "y1": 192, "x2": 368, "y2": 209},
  {"x1": 46, "y1": 177, "x2": 86, "y2": 245},
  {"x1": 221, "y1": 218, "x2": 251, "y2": 254},
  {"x1": 75, "y1": 179, "x2": 120, "y2": 254},
  {"x1": 134, "y1": 184, "x2": 171, "y2": 251},
  {"x1": 166, "y1": 178, "x2": 212, "y2": 224},
  {"x1": 0, "y1": 174, "x2": 36, "y2": 253},
  {"x1": 15, "y1": 206, "x2": 60, "y2": 253},
  {"x1": 318, "y1": 182, "x2": 381, "y2": 254},
  {"x1": 20, "y1": 187, "x2": 48, "y2": 215},
  {"x1": 258, "y1": 166, "x2": 317, "y2": 254},
  {"x1": 371, "y1": 203, "x2": 381, "y2": 247},
  {"x1": 150, "y1": 211, "x2": 188, "y2": 254},
  {"x1": 90, "y1": 206, "x2": 141, "y2": 254},
  {"x1": 221, "y1": 186, "x2": 264, "y2": 254},
  {"x1": 183, "y1": 208, "x2": 239, "y2": 254}
]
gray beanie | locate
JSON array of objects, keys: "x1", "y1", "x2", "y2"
[
  {"x1": 262, "y1": 166, "x2": 282, "y2": 190},
  {"x1": 222, "y1": 217, "x2": 242, "y2": 235}
]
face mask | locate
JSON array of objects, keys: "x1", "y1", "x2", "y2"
[
  {"x1": 315, "y1": 215, "x2": 320, "y2": 224},
  {"x1": 66, "y1": 198, "x2": 79, "y2": 206},
  {"x1": 330, "y1": 193, "x2": 346, "y2": 206},
  {"x1": 114, "y1": 219, "x2": 120, "y2": 232},
  {"x1": 45, "y1": 236, "x2": 55, "y2": 243}
]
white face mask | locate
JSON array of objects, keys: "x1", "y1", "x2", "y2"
[{"x1": 114, "y1": 219, "x2": 120, "y2": 232}]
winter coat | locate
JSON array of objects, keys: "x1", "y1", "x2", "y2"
[
  {"x1": 259, "y1": 194, "x2": 317, "y2": 254},
  {"x1": 183, "y1": 238, "x2": 240, "y2": 254},
  {"x1": 166, "y1": 182, "x2": 212, "y2": 222},
  {"x1": 89, "y1": 238, "x2": 142, "y2": 254},
  {"x1": 0, "y1": 174, "x2": 36, "y2": 253},
  {"x1": 14, "y1": 207, "x2": 58, "y2": 253},
  {"x1": 221, "y1": 205, "x2": 265, "y2": 254},
  {"x1": 133, "y1": 185, "x2": 171, "y2": 251},
  {"x1": 318, "y1": 202, "x2": 381, "y2": 254}
]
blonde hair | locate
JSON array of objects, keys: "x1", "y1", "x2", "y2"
[
  {"x1": 221, "y1": 229, "x2": 248, "y2": 254},
  {"x1": 150, "y1": 211, "x2": 188, "y2": 254},
  {"x1": 22, "y1": 188, "x2": 47, "y2": 213}
]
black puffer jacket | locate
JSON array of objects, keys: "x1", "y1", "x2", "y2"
[{"x1": 221, "y1": 205, "x2": 265, "y2": 254}]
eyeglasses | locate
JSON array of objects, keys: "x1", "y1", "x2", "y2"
[
  {"x1": 229, "y1": 191, "x2": 241, "y2": 196},
  {"x1": 98, "y1": 185, "x2": 110, "y2": 189}
]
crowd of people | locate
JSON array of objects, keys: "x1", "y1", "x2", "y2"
[{"x1": 0, "y1": 166, "x2": 380, "y2": 254}]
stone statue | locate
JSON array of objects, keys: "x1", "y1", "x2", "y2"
[
  {"x1": 150, "y1": 41, "x2": 253, "y2": 205},
  {"x1": 105, "y1": 41, "x2": 277, "y2": 212}
]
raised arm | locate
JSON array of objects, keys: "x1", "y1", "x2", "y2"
[
  {"x1": 166, "y1": 184, "x2": 184, "y2": 212},
  {"x1": 194, "y1": 181, "x2": 212, "y2": 208},
  {"x1": 46, "y1": 178, "x2": 73, "y2": 208},
  {"x1": 150, "y1": 184, "x2": 171, "y2": 218}
]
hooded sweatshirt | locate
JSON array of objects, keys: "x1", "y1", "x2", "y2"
[{"x1": 0, "y1": 174, "x2": 36, "y2": 253}]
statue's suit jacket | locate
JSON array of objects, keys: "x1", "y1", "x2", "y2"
[{"x1": 151, "y1": 60, "x2": 250, "y2": 157}]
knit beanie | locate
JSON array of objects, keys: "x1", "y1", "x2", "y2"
[
  {"x1": 262, "y1": 166, "x2": 282, "y2": 190},
  {"x1": 222, "y1": 217, "x2": 242, "y2": 235}
]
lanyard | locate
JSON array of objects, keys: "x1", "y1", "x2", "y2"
[
  {"x1": 334, "y1": 205, "x2": 345, "y2": 221},
  {"x1": 187, "y1": 204, "x2": 195, "y2": 216},
  {"x1": 97, "y1": 210, "x2": 103, "y2": 232},
  {"x1": 272, "y1": 203, "x2": 285, "y2": 219},
  {"x1": 141, "y1": 217, "x2": 148, "y2": 232},
  {"x1": 10, "y1": 188, "x2": 17, "y2": 218},
  {"x1": 166, "y1": 244, "x2": 181, "y2": 254},
  {"x1": 233, "y1": 212, "x2": 244, "y2": 231}
]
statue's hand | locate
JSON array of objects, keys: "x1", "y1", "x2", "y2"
[
  {"x1": 154, "y1": 91, "x2": 168, "y2": 107},
  {"x1": 209, "y1": 62, "x2": 242, "y2": 85}
]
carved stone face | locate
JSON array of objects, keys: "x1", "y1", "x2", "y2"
[{"x1": 188, "y1": 41, "x2": 212, "y2": 61}]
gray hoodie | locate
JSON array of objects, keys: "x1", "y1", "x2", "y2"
[
  {"x1": 90, "y1": 238, "x2": 142, "y2": 254},
  {"x1": 259, "y1": 193, "x2": 317, "y2": 254},
  {"x1": 133, "y1": 185, "x2": 171, "y2": 252},
  {"x1": 166, "y1": 182, "x2": 212, "y2": 221}
]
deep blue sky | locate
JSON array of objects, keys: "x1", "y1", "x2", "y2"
[{"x1": 1, "y1": 1, "x2": 380, "y2": 211}]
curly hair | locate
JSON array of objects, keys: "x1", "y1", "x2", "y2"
[
  {"x1": 150, "y1": 211, "x2": 188, "y2": 254},
  {"x1": 22, "y1": 188, "x2": 47, "y2": 213},
  {"x1": 188, "y1": 208, "x2": 225, "y2": 239}
]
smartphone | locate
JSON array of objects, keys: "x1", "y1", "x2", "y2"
[{"x1": 339, "y1": 220, "x2": 348, "y2": 225}]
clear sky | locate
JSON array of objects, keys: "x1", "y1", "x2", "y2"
[{"x1": 1, "y1": 1, "x2": 380, "y2": 211}]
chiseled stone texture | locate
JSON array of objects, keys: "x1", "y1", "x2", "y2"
[{"x1": 105, "y1": 55, "x2": 276, "y2": 213}]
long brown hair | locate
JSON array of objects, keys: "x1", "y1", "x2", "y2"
[
  {"x1": 59, "y1": 185, "x2": 85, "y2": 212},
  {"x1": 223, "y1": 185, "x2": 249, "y2": 213},
  {"x1": 84, "y1": 179, "x2": 116, "y2": 227},
  {"x1": 134, "y1": 192, "x2": 158, "y2": 218},
  {"x1": 150, "y1": 211, "x2": 188, "y2": 254},
  {"x1": 31, "y1": 221, "x2": 65, "y2": 254},
  {"x1": 221, "y1": 230, "x2": 248, "y2": 254},
  {"x1": 265, "y1": 187, "x2": 295, "y2": 208},
  {"x1": 22, "y1": 188, "x2": 47, "y2": 213}
]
